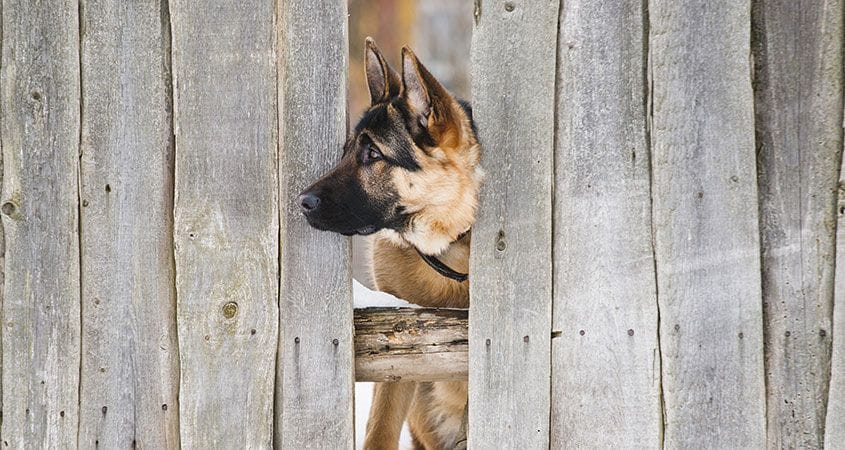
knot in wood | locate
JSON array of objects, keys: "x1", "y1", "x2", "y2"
[
  {"x1": 222, "y1": 301, "x2": 238, "y2": 319},
  {"x1": 495, "y1": 230, "x2": 507, "y2": 252},
  {"x1": 1, "y1": 201, "x2": 17, "y2": 216}
]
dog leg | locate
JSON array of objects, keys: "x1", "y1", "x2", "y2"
[
  {"x1": 453, "y1": 402, "x2": 468, "y2": 449},
  {"x1": 364, "y1": 382, "x2": 416, "y2": 450}
]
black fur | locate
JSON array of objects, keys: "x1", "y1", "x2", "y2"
[{"x1": 300, "y1": 58, "x2": 474, "y2": 238}]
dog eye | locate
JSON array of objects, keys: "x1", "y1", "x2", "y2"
[{"x1": 365, "y1": 144, "x2": 383, "y2": 163}]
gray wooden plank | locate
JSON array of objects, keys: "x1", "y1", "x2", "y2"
[
  {"x1": 354, "y1": 308, "x2": 468, "y2": 382},
  {"x1": 0, "y1": 0, "x2": 81, "y2": 446},
  {"x1": 77, "y1": 0, "x2": 180, "y2": 448},
  {"x1": 751, "y1": 0, "x2": 844, "y2": 447},
  {"x1": 468, "y1": 1, "x2": 559, "y2": 448},
  {"x1": 0, "y1": 0, "x2": 3, "y2": 417},
  {"x1": 649, "y1": 0, "x2": 767, "y2": 447},
  {"x1": 276, "y1": 1, "x2": 354, "y2": 447},
  {"x1": 551, "y1": 1, "x2": 661, "y2": 447},
  {"x1": 170, "y1": 0, "x2": 279, "y2": 447},
  {"x1": 826, "y1": 148, "x2": 845, "y2": 449}
]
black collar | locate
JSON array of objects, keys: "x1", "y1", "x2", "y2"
[{"x1": 414, "y1": 231, "x2": 469, "y2": 283}]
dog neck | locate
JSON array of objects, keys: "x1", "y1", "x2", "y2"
[
  {"x1": 413, "y1": 231, "x2": 470, "y2": 282},
  {"x1": 371, "y1": 230, "x2": 471, "y2": 308}
]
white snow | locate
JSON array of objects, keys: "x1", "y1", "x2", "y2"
[{"x1": 353, "y1": 279, "x2": 419, "y2": 308}]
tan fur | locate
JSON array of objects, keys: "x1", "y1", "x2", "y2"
[
  {"x1": 303, "y1": 40, "x2": 481, "y2": 449},
  {"x1": 387, "y1": 101, "x2": 482, "y2": 256},
  {"x1": 365, "y1": 236, "x2": 469, "y2": 449},
  {"x1": 364, "y1": 99, "x2": 480, "y2": 449}
]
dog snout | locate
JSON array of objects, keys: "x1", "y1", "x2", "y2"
[{"x1": 298, "y1": 192, "x2": 321, "y2": 212}]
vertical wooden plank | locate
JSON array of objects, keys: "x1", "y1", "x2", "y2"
[
  {"x1": 77, "y1": 0, "x2": 180, "y2": 448},
  {"x1": 276, "y1": 1, "x2": 354, "y2": 447},
  {"x1": 752, "y1": 0, "x2": 844, "y2": 447},
  {"x1": 171, "y1": 0, "x2": 279, "y2": 447},
  {"x1": 649, "y1": 0, "x2": 766, "y2": 447},
  {"x1": 469, "y1": 1, "x2": 558, "y2": 448},
  {"x1": 551, "y1": 0, "x2": 661, "y2": 447},
  {"x1": 0, "y1": 0, "x2": 4, "y2": 424},
  {"x1": 0, "y1": 0, "x2": 81, "y2": 447},
  {"x1": 827, "y1": 150, "x2": 845, "y2": 449}
]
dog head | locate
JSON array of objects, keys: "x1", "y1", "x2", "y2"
[{"x1": 299, "y1": 38, "x2": 482, "y2": 255}]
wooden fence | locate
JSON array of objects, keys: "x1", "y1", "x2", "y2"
[{"x1": 0, "y1": 0, "x2": 843, "y2": 448}]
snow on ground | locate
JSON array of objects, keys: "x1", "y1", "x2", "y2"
[
  {"x1": 353, "y1": 279, "x2": 419, "y2": 308},
  {"x1": 353, "y1": 279, "x2": 414, "y2": 449}
]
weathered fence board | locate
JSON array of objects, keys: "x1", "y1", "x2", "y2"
[
  {"x1": 355, "y1": 308, "x2": 468, "y2": 382},
  {"x1": 469, "y1": 1, "x2": 559, "y2": 448},
  {"x1": 277, "y1": 1, "x2": 354, "y2": 447},
  {"x1": 650, "y1": 0, "x2": 767, "y2": 447},
  {"x1": 0, "y1": 0, "x2": 81, "y2": 447},
  {"x1": 551, "y1": 1, "x2": 661, "y2": 447},
  {"x1": 171, "y1": 0, "x2": 279, "y2": 447},
  {"x1": 78, "y1": 0, "x2": 180, "y2": 447},
  {"x1": 752, "y1": 0, "x2": 844, "y2": 447},
  {"x1": 827, "y1": 147, "x2": 845, "y2": 448}
]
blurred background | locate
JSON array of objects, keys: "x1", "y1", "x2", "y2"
[{"x1": 347, "y1": 0, "x2": 473, "y2": 289}]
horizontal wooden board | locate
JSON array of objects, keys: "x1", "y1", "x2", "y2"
[{"x1": 354, "y1": 307, "x2": 467, "y2": 382}]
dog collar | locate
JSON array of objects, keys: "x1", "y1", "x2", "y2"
[{"x1": 414, "y1": 231, "x2": 469, "y2": 283}]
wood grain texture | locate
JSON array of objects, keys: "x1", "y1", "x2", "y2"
[
  {"x1": 826, "y1": 139, "x2": 845, "y2": 448},
  {"x1": 0, "y1": 0, "x2": 4, "y2": 426},
  {"x1": 0, "y1": 0, "x2": 81, "y2": 447},
  {"x1": 170, "y1": 0, "x2": 279, "y2": 447},
  {"x1": 276, "y1": 1, "x2": 353, "y2": 448},
  {"x1": 649, "y1": 0, "x2": 766, "y2": 447},
  {"x1": 354, "y1": 307, "x2": 467, "y2": 382},
  {"x1": 78, "y1": 0, "x2": 180, "y2": 447},
  {"x1": 468, "y1": 1, "x2": 559, "y2": 448},
  {"x1": 752, "y1": 0, "x2": 844, "y2": 447},
  {"x1": 551, "y1": 1, "x2": 661, "y2": 447}
]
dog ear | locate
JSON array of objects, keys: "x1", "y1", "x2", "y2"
[
  {"x1": 400, "y1": 47, "x2": 433, "y2": 120},
  {"x1": 401, "y1": 47, "x2": 463, "y2": 147},
  {"x1": 365, "y1": 37, "x2": 400, "y2": 105}
]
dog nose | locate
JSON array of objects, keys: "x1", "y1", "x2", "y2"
[{"x1": 299, "y1": 192, "x2": 321, "y2": 212}]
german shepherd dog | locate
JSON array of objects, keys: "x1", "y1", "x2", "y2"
[{"x1": 299, "y1": 38, "x2": 481, "y2": 449}]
